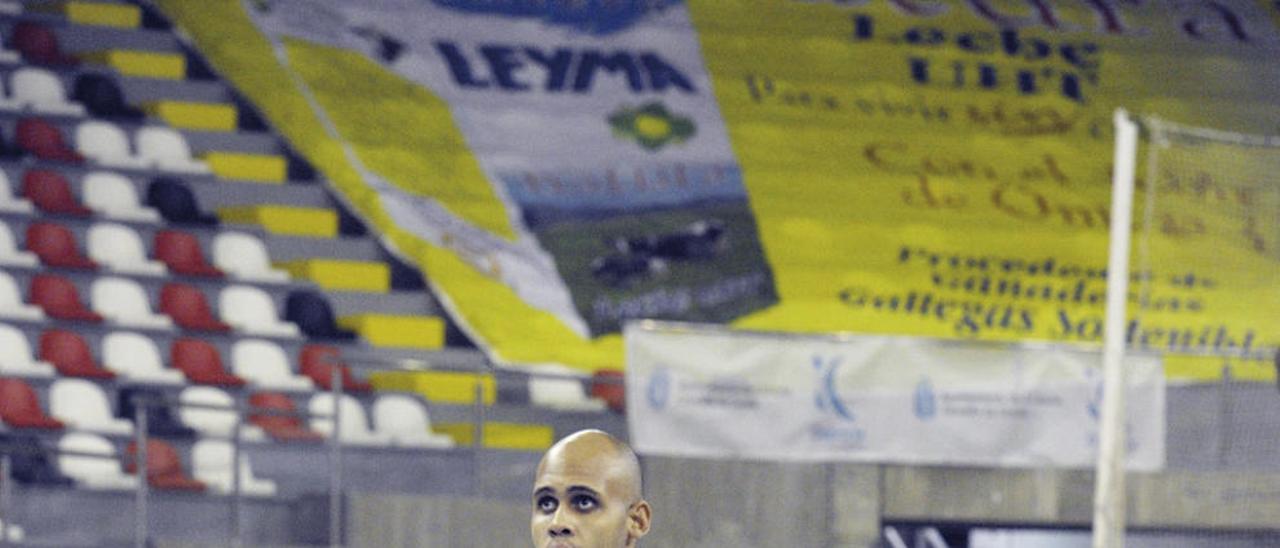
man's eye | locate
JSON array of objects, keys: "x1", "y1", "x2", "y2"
[
  {"x1": 536, "y1": 497, "x2": 558, "y2": 513},
  {"x1": 571, "y1": 495, "x2": 597, "y2": 511}
]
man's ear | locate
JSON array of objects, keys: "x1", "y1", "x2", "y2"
[{"x1": 626, "y1": 499, "x2": 652, "y2": 542}]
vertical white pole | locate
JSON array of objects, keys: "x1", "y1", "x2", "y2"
[{"x1": 1091, "y1": 109, "x2": 1139, "y2": 548}]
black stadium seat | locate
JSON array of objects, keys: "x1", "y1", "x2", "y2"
[
  {"x1": 285, "y1": 290, "x2": 357, "y2": 341},
  {"x1": 145, "y1": 176, "x2": 219, "y2": 226},
  {"x1": 0, "y1": 433, "x2": 75, "y2": 487},
  {"x1": 72, "y1": 73, "x2": 146, "y2": 121}
]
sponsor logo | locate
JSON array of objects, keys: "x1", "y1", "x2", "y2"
[
  {"x1": 812, "y1": 354, "x2": 855, "y2": 421},
  {"x1": 913, "y1": 377, "x2": 937, "y2": 420},
  {"x1": 608, "y1": 102, "x2": 697, "y2": 151},
  {"x1": 646, "y1": 367, "x2": 671, "y2": 411}
]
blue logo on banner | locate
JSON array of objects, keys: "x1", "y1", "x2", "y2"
[
  {"x1": 812, "y1": 355, "x2": 854, "y2": 421},
  {"x1": 432, "y1": 0, "x2": 684, "y2": 35},
  {"x1": 646, "y1": 367, "x2": 671, "y2": 410},
  {"x1": 913, "y1": 377, "x2": 936, "y2": 420}
]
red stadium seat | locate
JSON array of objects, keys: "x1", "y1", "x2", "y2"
[
  {"x1": 299, "y1": 345, "x2": 371, "y2": 393},
  {"x1": 248, "y1": 392, "x2": 323, "y2": 442},
  {"x1": 15, "y1": 118, "x2": 84, "y2": 164},
  {"x1": 125, "y1": 439, "x2": 206, "y2": 492},
  {"x1": 170, "y1": 338, "x2": 245, "y2": 387},
  {"x1": 29, "y1": 273, "x2": 102, "y2": 322},
  {"x1": 590, "y1": 370, "x2": 626, "y2": 414},
  {"x1": 21, "y1": 169, "x2": 92, "y2": 217},
  {"x1": 159, "y1": 283, "x2": 231, "y2": 333},
  {"x1": 26, "y1": 222, "x2": 97, "y2": 270},
  {"x1": 154, "y1": 230, "x2": 224, "y2": 278},
  {"x1": 38, "y1": 329, "x2": 115, "y2": 380},
  {"x1": 0, "y1": 378, "x2": 64, "y2": 430},
  {"x1": 10, "y1": 22, "x2": 79, "y2": 66}
]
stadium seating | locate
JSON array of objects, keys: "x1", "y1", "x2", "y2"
[
  {"x1": 16, "y1": 117, "x2": 84, "y2": 163},
  {"x1": 26, "y1": 221, "x2": 97, "y2": 269},
  {"x1": 308, "y1": 393, "x2": 391, "y2": 446},
  {"x1": 116, "y1": 386, "x2": 197, "y2": 439},
  {"x1": 58, "y1": 432, "x2": 140, "y2": 491},
  {"x1": 136, "y1": 126, "x2": 211, "y2": 174},
  {"x1": 49, "y1": 378, "x2": 134, "y2": 435},
  {"x1": 371, "y1": 394, "x2": 455, "y2": 448},
  {"x1": 0, "y1": 433, "x2": 74, "y2": 486},
  {"x1": 75, "y1": 119, "x2": 148, "y2": 169},
  {"x1": 219, "y1": 285, "x2": 300, "y2": 338},
  {"x1": 39, "y1": 329, "x2": 115, "y2": 379},
  {"x1": 0, "y1": 323, "x2": 55, "y2": 377},
  {"x1": 191, "y1": 439, "x2": 278, "y2": 497},
  {"x1": 90, "y1": 276, "x2": 175, "y2": 330},
  {"x1": 145, "y1": 176, "x2": 219, "y2": 226},
  {"x1": 285, "y1": 290, "x2": 357, "y2": 340},
  {"x1": 0, "y1": 377, "x2": 64, "y2": 429},
  {"x1": 10, "y1": 22, "x2": 79, "y2": 66},
  {"x1": 0, "y1": 170, "x2": 35, "y2": 213},
  {"x1": 160, "y1": 283, "x2": 231, "y2": 332},
  {"x1": 0, "y1": 271, "x2": 44, "y2": 321},
  {"x1": 526, "y1": 364, "x2": 608, "y2": 412},
  {"x1": 248, "y1": 392, "x2": 323, "y2": 442},
  {"x1": 154, "y1": 229, "x2": 223, "y2": 277},
  {"x1": 212, "y1": 231, "x2": 290, "y2": 283},
  {"x1": 591, "y1": 370, "x2": 627, "y2": 413},
  {"x1": 86, "y1": 223, "x2": 167, "y2": 276},
  {"x1": 11, "y1": 67, "x2": 86, "y2": 116},
  {"x1": 300, "y1": 345, "x2": 372, "y2": 393},
  {"x1": 231, "y1": 339, "x2": 314, "y2": 391},
  {"x1": 0, "y1": 223, "x2": 38, "y2": 267},
  {"x1": 21, "y1": 169, "x2": 92, "y2": 216},
  {"x1": 101, "y1": 331, "x2": 185, "y2": 384},
  {"x1": 71, "y1": 73, "x2": 145, "y2": 121},
  {"x1": 125, "y1": 439, "x2": 206, "y2": 492},
  {"x1": 0, "y1": 519, "x2": 23, "y2": 544},
  {"x1": 171, "y1": 338, "x2": 246, "y2": 387},
  {"x1": 177, "y1": 386, "x2": 264, "y2": 441},
  {"x1": 29, "y1": 273, "x2": 102, "y2": 322},
  {"x1": 82, "y1": 171, "x2": 162, "y2": 222}
]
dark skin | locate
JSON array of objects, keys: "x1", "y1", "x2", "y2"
[{"x1": 531, "y1": 430, "x2": 652, "y2": 548}]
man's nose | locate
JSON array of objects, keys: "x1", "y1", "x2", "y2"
[{"x1": 548, "y1": 507, "x2": 574, "y2": 537}]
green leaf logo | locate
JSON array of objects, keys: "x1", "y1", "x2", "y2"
[{"x1": 608, "y1": 102, "x2": 696, "y2": 152}]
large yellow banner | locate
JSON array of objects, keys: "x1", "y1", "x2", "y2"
[{"x1": 159, "y1": 1, "x2": 1279, "y2": 378}]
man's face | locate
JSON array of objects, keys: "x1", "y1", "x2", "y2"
[{"x1": 530, "y1": 451, "x2": 635, "y2": 548}]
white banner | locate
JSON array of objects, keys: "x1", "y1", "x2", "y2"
[{"x1": 625, "y1": 322, "x2": 1165, "y2": 470}]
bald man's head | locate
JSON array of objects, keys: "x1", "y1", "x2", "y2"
[{"x1": 531, "y1": 430, "x2": 651, "y2": 548}]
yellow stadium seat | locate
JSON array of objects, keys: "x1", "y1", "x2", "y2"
[
  {"x1": 218, "y1": 205, "x2": 337, "y2": 237},
  {"x1": 145, "y1": 101, "x2": 238, "y2": 132},
  {"x1": 204, "y1": 152, "x2": 287, "y2": 183},
  {"x1": 370, "y1": 371, "x2": 495, "y2": 405},
  {"x1": 61, "y1": 1, "x2": 141, "y2": 28},
  {"x1": 81, "y1": 50, "x2": 185, "y2": 80},
  {"x1": 278, "y1": 259, "x2": 389, "y2": 293},
  {"x1": 337, "y1": 314, "x2": 444, "y2": 350},
  {"x1": 433, "y1": 422, "x2": 554, "y2": 450}
]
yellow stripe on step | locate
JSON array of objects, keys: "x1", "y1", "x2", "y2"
[
  {"x1": 218, "y1": 205, "x2": 337, "y2": 237},
  {"x1": 278, "y1": 259, "x2": 389, "y2": 293},
  {"x1": 81, "y1": 50, "x2": 185, "y2": 80},
  {"x1": 338, "y1": 314, "x2": 444, "y2": 350},
  {"x1": 145, "y1": 101, "x2": 237, "y2": 132},
  {"x1": 370, "y1": 371, "x2": 495, "y2": 405},
  {"x1": 433, "y1": 422, "x2": 553, "y2": 450},
  {"x1": 204, "y1": 152, "x2": 287, "y2": 183},
  {"x1": 63, "y1": 1, "x2": 142, "y2": 28}
]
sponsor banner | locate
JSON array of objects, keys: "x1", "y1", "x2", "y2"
[{"x1": 626, "y1": 322, "x2": 1165, "y2": 469}]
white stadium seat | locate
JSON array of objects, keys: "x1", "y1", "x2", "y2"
[
  {"x1": 0, "y1": 271, "x2": 44, "y2": 321},
  {"x1": 178, "y1": 386, "x2": 266, "y2": 441},
  {"x1": 309, "y1": 393, "x2": 391, "y2": 446},
  {"x1": 372, "y1": 394, "x2": 455, "y2": 449},
  {"x1": 192, "y1": 439, "x2": 278, "y2": 497},
  {"x1": 231, "y1": 339, "x2": 314, "y2": 391},
  {"x1": 82, "y1": 172, "x2": 161, "y2": 223},
  {"x1": 90, "y1": 277, "x2": 173, "y2": 330},
  {"x1": 75, "y1": 120, "x2": 149, "y2": 170},
  {"x1": 101, "y1": 331, "x2": 185, "y2": 385},
  {"x1": 212, "y1": 232, "x2": 289, "y2": 283},
  {"x1": 58, "y1": 432, "x2": 140, "y2": 491},
  {"x1": 219, "y1": 285, "x2": 300, "y2": 338},
  {"x1": 11, "y1": 67, "x2": 85, "y2": 116},
  {"x1": 135, "y1": 126, "x2": 211, "y2": 175},
  {"x1": 86, "y1": 223, "x2": 167, "y2": 276},
  {"x1": 0, "y1": 170, "x2": 34, "y2": 213},
  {"x1": 0, "y1": 518, "x2": 23, "y2": 544},
  {"x1": 527, "y1": 364, "x2": 608, "y2": 412},
  {"x1": 50, "y1": 378, "x2": 134, "y2": 436},
  {"x1": 0, "y1": 223, "x2": 38, "y2": 267},
  {"x1": 0, "y1": 323, "x2": 54, "y2": 377}
]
